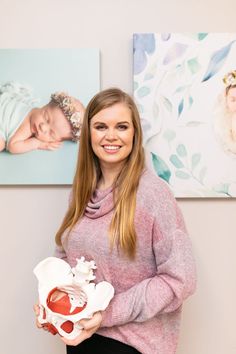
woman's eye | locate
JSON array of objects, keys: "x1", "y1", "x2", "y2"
[
  {"x1": 118, "y1": 125, "x2": 128, "y2": 130},
  {"x1": 95, "y1": 125, "x2": 106, "y2": 130}
]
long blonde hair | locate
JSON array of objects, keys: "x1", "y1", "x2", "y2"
[{"x1": 55, "y1": 88, "x2": 145, "y2": 259}]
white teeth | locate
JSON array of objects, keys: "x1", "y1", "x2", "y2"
[{"x1": 103, "y1": 145, "x2": 120, "y2": 150}]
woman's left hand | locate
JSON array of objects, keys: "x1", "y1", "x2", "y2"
[{"x1": 60, "y1": 311, "x2": 102, "y2": 346}]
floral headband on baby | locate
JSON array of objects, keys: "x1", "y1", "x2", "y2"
[
  {"x1": 223, "y1": 70, "x2": 236, "y2": 88},
  {"x1": 51, "y1": 92, "x2": 83, "y2": 142}
]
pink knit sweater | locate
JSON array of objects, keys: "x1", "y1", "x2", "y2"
[{"x1": 55, "y1": 169, "x2": 196, "y2": 354}]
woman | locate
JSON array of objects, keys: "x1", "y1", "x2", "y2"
[{"x1": 36, "y1": 88, "x2": 196, "y2": 354}]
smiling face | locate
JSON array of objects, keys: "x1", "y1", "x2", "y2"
[
  {"x1": 29, "y1": 104, "x2": 72, "y2": 142},
  {"x1": 90, "y1": 103, "x2": 134, "y2": 171},
  {"x1": 226, "y1": 86, "x2": 236, "y2": 113}
]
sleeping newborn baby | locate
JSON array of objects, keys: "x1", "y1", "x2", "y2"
[
  {"x1": 213, "y1": 70, "x2": 236, "y2": 155},
  {"x1": 0, "y1": 82, "x2": 85, "y2": 154}
]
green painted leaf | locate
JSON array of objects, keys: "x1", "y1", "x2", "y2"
[
  {"x1": 187, "y1": 57, "x2": 201, "y2": 74},
  {"x1": 175, "y1": 85, "x2": 189, "y2": 94},
  {"x1": 189, "y1": 96, "x2": 194, "y2": 108},
  {"x1": 213, "y1": 183, "x2": 231, "y2": 196},
  {"x1": 137, "y1": 103, "x2": 144, "y2": 113},
  {"x1": 175, "y1": 170, "x2": 190, "y2": 179},
  {"x1": 161, "y1": 96, "x2": 172, "y2": 112},
  {"x1": 175, "y1": 87, "x2": 184, "y2": 93},
  {"x1": 137, "y1": 86, "x2": 150, "y2": 98},
  {"x1": 133, "y1": 81, "x2": 138, "y2": 91},
  {"x1": 144, "y1": 73, "x2": 154, "y2": 81},
  {"x1": 163, "y1": 129, "x2": 176, "y2": 142},
  {"x1": 151, "y1": 152, "x2": 171, "y2": 183},
  {"x1": 176, "y1": 144, "x2": 187, "y2": 157},
  {"x1": 199, "y1": 166, "x2": 207, "y2": 183},
  {"x1": 170, "y1": 154, "x2": 184, "y2": 168},
  {"x1": 191, "y1": 153, "x2": 201, "y2": 170},
  {"x1": 178, "y1": 98, "x2": 184, "y2": 116},
  {"x1": 183, "y1": 33, "x2": 207, "y2": 41},
  {"x1": 198, "y1": 33, "x2": 208, "y2": 41}
]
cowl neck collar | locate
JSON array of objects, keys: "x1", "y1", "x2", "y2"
[{"x1": 84, "y1": 185, "x2": 114, "y2": 219}]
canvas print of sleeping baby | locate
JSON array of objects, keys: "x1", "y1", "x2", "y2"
[
  {"x1": 214, "y1": 70, "x2": 236, "y2": 155},
  {"x1": 0, "y1": 82, "x2": 85, "y2": 154}
]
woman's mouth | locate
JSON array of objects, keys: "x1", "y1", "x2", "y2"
[{"x1": 102, "y1": 145, "x2": 121, "y2": 153}]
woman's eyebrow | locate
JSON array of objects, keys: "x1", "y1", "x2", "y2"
[
  {"x1": 92, "y1": 121, "x2": 107, "y2": 126},
  {"x1": 93, "y1": 121, "x2": 130, "y2": 125}
]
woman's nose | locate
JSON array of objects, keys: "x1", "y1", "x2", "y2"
[{"x1": 105, "y1": 128, "x2": 117, "y2": 140}]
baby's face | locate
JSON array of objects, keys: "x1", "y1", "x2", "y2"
[
  {"x1": 226, "y1": 87, "x2": 236, "y2": 113},
  {"x1": 30, "y1": 104, "x2": 72, "y2": 142}
]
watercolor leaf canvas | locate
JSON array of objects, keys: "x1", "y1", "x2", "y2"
[{"x1": 133, "y1": 33, "x2": 236, "y2": 197}]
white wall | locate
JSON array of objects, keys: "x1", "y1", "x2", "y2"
[{"x1": 0, "y1": 1, "x2": 236, "y2": 353}]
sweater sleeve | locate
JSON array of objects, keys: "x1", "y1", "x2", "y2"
[
  {"x1": 53, "y1": 190, "x2": 72, "y2": 262},
  {"x1": 54, "y1": 244, "x2": 68, "y2": 261},
  {"x1": 101, "y1": 188, "x2": 197, "y2": 327}
]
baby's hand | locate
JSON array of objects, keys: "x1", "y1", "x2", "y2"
[{"x1": 38, "y1": 141, "x2": 63, "y2": 151}]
